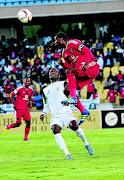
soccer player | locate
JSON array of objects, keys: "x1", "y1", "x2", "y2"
[
  {"x1": 3, "y1": 78, "x2": 33, "y2": 141},
  {"x1": 40, "y1": 68, "x2": 94, "y2": 160},
  {"x1": 54, "y1": 32, "x2": 100, "y2": 125},
  {"x1": 106, "y1": 85, "x2": 118, "y2": 107}
]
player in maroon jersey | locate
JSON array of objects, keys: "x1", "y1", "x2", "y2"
[
  {"x1": 3, "y1": 78, "x2": 33, "y2": 141},
  {"x1": 54, "y1": 32, "x2": 99, "y2": 125}
]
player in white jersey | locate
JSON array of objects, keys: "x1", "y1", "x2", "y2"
[{"x1": 40, "y1": 68, "x2": 94, "y2": 160}]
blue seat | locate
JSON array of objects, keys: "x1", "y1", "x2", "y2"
[
  {"x1": 35, "y1": 0, "x2": 42, "y2": 4},
  {"x1": 20, "y1": 1, "x2": 28, "y2": 5},
  {"x1": 6, "y1": 2, "x2": 13, "y2": 6},
  {"x1": 28, "y1": 1, "x2": 35, "y2": 5},
  {"x1": 49, "y1": 0, "x2": 56, "y2": 4},
  {"x1": 42, "y1": 0, "x2": 49, "y2": 4},
  {"x1": 0, "y1": 2, "x2": 5, "y2": 6},
  {"x1": 13, "y1": 2, "x2": 20, "y2": 6}
]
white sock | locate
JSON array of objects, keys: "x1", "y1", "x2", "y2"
[
  {"x1": 75, "y1": 127, "x2": 89, "y2": 146},
  {"x1": 54, "y1": 133, "x2": 70, "y2": 156}
]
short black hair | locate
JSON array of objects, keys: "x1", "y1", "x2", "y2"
[{"x1": 56, "y1": 32, "x2": 68, "y2": 41}]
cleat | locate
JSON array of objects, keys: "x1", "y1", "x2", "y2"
[
  {"x1": 86, "y1": 144, "x2": 94, "y2": 155},
  {"x1": 78, "y1": 109, "x2": 90, "y2": 125},
  {"x1": 61, "y1": 96, "x2": 78, "y2": 106},
  {"x1": 66, "y1": 154, "x2": 72, "y2": 160},
  {"x1": 24, "y1": 138, "x2": 31, "y2": 141},
  {"x1": 3, "y1": 128, "x2": 9, "y2": 135}
]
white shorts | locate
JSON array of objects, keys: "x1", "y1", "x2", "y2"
[{"x1": 50, "y1": 111, "x2": 77, "y2": 129}]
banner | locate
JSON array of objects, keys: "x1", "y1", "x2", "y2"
[
  {"x1": 0, "y1": 110, "x2": 101, "y2": 133},
  {"x1": 101, "y1": 109, "x2": 124, "y2": 128}
]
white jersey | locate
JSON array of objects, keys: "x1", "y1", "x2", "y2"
[{"x1": 43, "y1": 81, "x2": 72, "y2": 116}]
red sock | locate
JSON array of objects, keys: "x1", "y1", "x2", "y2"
[
  {"x1": 24, "y1": 125, "x2": 30, "y2": 139},
  {"x1": 75, "y1": 95, "x2": 86, "y2": 113},
  {"x1": 7, "y1": 123, "x2": 16, "y2": 129},
  {"x1": 67, "y1": 73, "x2": 76, "y2": 97}
]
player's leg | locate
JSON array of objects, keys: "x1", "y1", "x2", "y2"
[
  {"x1": 23, "y1": 109, "x2": 31, "y2": 141},
  {"x1": 51, "y1": 124, "x2": 72, "y2": 160},
  {"x1": 61, "y1": 66, "x2": 79, "y2": 105},
  {"x1": 69, "y1": 120, "x2": 94, "y2": 155},
  {"x1": 3, "y1": 110, "x2": 21, "y2": 135},
  {"x1": 75, "y1": 95, "x2": 90, "y2": 125}
]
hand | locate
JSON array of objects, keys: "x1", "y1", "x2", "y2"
[
  {"x1": 13, "y1": 104, "x2": 17, "y2": 110},
  {"x1": 58, "y1": 59, "x2": 63, "y2": 66},
  {"x1": 29, "y1": 103, "x2": 32, "y2": 110},
  {"x1": 82, "y1": 63, "x2": 88, "y2": 72},
  {"x1": 40, "y1": 114, "x2": 45, "y2": 121}
]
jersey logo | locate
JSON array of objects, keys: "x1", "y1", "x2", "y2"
[
  {"x1": 78, "y1": 44, "x2": 84, "y2": 52},
  {"x1": 68, "y1": 40, "x2": 78, "y2": 45}
]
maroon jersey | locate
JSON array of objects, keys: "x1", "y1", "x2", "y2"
[
  {"x1": 107, "y1": 90, "x2": 118, "y2": 102},
  {"x1": 12, "y1": 85, "x2": 33, "y2": 109},
  {"x1": 62, "y1": 39, "x2": 97, "y2": 68}
]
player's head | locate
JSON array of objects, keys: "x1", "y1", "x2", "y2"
[
  {"x1": 49, "y1": 68, "x2": 60, "y2": 83},
  {"x1": 23, "y1": 78, "x2": 31, "y2": 88},
  {"x1": 54, "y1": 32, "x2": 68, "y2": 47}
]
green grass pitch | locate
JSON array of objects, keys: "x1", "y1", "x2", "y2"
[{"x1": 0, "y1": 128, "x2": 124, "y2": 180}]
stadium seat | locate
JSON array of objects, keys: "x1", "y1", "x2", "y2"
[
  {"x1": 49, "y1": 0, "x2": 57, "y2": 4},
  {"x1": 6, "y1": 2, "x2": 13, "y2": 6},
  {"x1": 111, "y1": 66, "x2": 119, "y2": 76},
  {"x1": 36, "y1": 83, "x2": 41, "y2": 94},
  {"x1": 28, "y1": 1, "x2": 35, "y2": 5},
  {"x1": 42, "y1": 0, "x2": 49, "y2": 4},
  {"x1": 119, "y1": 66, "x2": 124, "y2": 74},
  {"x1": 103, "y1": 67, "x2": 110, "y2": 79},
  {"x1": 35, "y1": 0, "x2": 42, "y2": 4},
  {"x1": 13, "y1": 2, "x2": 20, "y2": 6},
  {"x1": 0, "y1": 2, "x2": 5, "y2": 6},
  {"x1": 20, "y1": 1, "x2": 28, "y2": 5}
]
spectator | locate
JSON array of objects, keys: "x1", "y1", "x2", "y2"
[
  {"x1": 119, "y1": 86, "x2": 124, "y2": 106},
  {"x1": 4, "y1": 79, "x2": 13, "y2": 93},
  {"x1": 3, "y1": 87, "x2": 12, "y2": 104},
  {"x1": 106, "y1": 85, "x2": 118, "y2": 107},
  {"x1": 22, "y1": 66, "x2": 31, "y2": 79},
  {"x1": 113, "y1": 34, "x2": 121, "y2": 47},
  {"x1": 0, "y1": 55, "x2": 5, "y2": 67},
  {"x1": 33, "y1": 90, "x2": 43, "y2": 110},
  {"x1": 90, "y1": 89, "x2": 100, "y2": 109},
  {"x1": 87, "y1": 81, "x2": 96, "y2": 99},
  {"x1": 4, "y1": 63, "x2": 12, "y2": 73},
  {"x1": 116, "y1": 70, "x2": 123, "y2": 82}
]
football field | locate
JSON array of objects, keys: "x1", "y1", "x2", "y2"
[{"x1": 0, "y1": 128, "x2": 124, "y2": 180}]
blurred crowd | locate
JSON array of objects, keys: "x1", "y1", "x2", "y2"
[{"x1": 0, "y1": 30, "x2": 124, "y2": 109}]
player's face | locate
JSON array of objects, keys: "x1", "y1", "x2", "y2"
[
  {"x1": 54, "y1": 36, "x2": 66, "y2": 47},
  {"x1": 24, "y1": 78, "x2": 31, "y2": 87}
]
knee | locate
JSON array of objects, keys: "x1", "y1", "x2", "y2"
[
  {"x1": 16, "y1": 122, "x2": 21, "y2": 127},
  {"x1": 69, "y1": 120, "x2": 78, "y2": 131},
  {"x1": 51, "y1": 124, "x2": 61, "y2": 134},
  {"x1": 26, "y1": 121, "x2": 31, "y2": 127}
]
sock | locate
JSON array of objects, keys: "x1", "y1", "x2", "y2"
[
  {"x1": 7, "y1": 123, "x2": 16, "y2": 129},
  {"x1": 54, "y1": 133, "x2": 70, "y2": 156},
  {"x1": 67, "y1": 73, "x2": 76, "y2": 97},
  {"x1": 75, "y1": 95, "x2": 86, "y2": 113},
  {"x1": 24, "y1": 125, "x2": 30, "y2": 139},
  {"x1": 75, "y1": 127, "x2": 89, "y2": 146}
]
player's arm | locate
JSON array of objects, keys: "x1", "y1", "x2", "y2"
[
  {"x1": 58, "y1": 58, "x2": 72, "y2": 69},
  {"x1": 12, "y1": 89, "x2": 19, "y2": 110},
  {"x1": 40, "y1": 92, "x2": 50, "y2": 121},
  {"x1": 29, "y1": 96, "x2": 32, "y2": 110}
]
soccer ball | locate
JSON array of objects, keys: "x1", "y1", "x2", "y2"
[{"x1": 17, "y1": 9, "x2": 32, "y2": 23}]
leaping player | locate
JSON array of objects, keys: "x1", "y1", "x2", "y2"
[
  {"x1": 40, "y1": 68, "x2": 94, "y2": 160},
  {"x1": 54, "y1": 32, "x2": 99, "y2": 125},
  {"x1": 3, "y1": 78, "x2": 33, "y2": 141}
]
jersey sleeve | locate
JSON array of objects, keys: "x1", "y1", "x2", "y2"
[
  {"x1": 42, "y1": 90, "x2": 50, "y2": 115},
  {"x1": 12, "y1": 87, "x2": 20, "y2": 96}
]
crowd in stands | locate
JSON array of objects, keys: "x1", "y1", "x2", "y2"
[{"x1": 0, "y1": 30, "x2": 124, "y2": 110}]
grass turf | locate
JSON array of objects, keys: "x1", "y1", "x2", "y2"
[{"x1": 0, "y1": 128, "x2": 124, "y2": 180}]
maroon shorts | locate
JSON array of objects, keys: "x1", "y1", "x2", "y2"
[
  {"x1": 75, "y1": 62, "x2": 99, "y2": 90},
  {"x1": 15, "y1": 109, "x2": 31, "y2": 123}
]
